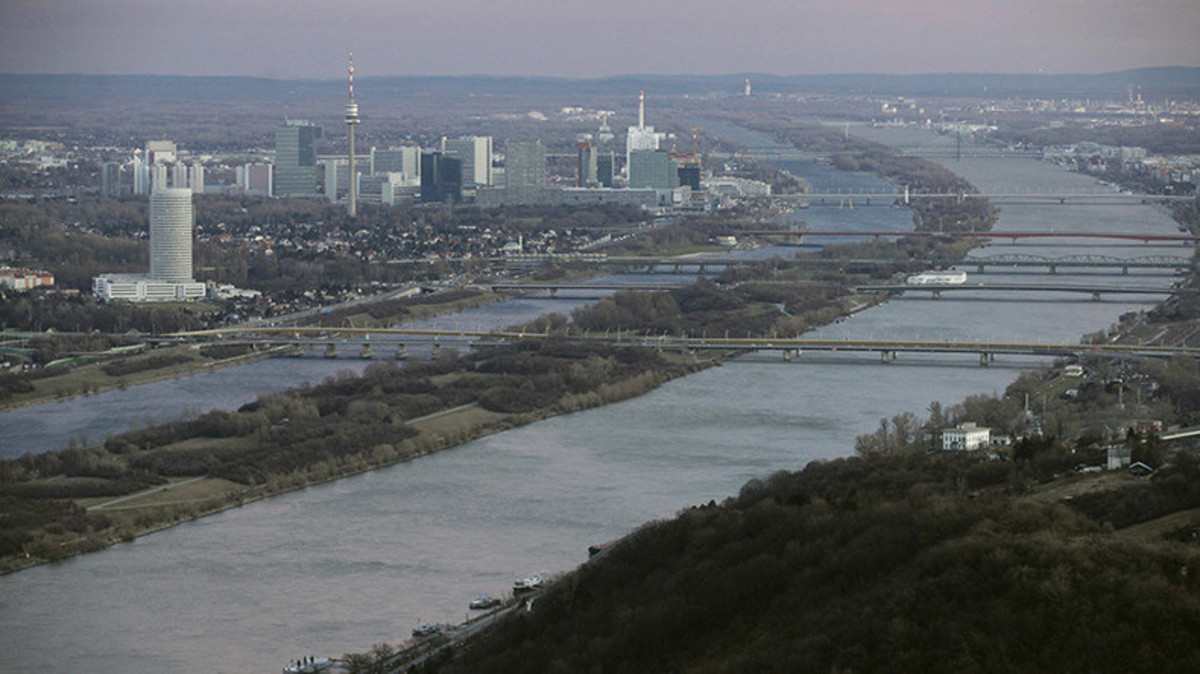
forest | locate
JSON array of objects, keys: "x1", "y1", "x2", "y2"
[{"x1": 412, "y1": 451, "x2": 1200, "y2": 674}]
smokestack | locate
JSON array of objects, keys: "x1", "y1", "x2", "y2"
[{"x1": 638, "y1": 90, "x2": 645, "y2": 130}]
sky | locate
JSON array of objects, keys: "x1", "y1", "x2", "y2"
[{"x1": 1, "y1": 0, "x2": 1198, "y2": 79}]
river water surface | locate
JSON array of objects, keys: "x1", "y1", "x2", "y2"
[{"x1": 0, "y1": 126, "x2": 1191, "y2": 673}]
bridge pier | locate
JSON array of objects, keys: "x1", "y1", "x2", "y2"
[
  {"x1": 931, "y1": 290, "x2": 942, "y2": 299},
  {"x1": 1048, "y1": 264, "x2": 1056, "y2": 275},
  {"x1": 396, "y1": 343, "x2": 408, "y2": 360},
  {"x1": 325, "y1": 344, "x2": 337, "y2": 359},
  {"x1": 979, "y1": 352, "x2": 994, "y2": 366},
  {"x1": 1093, "y1": 292, "x2": 1102, "y2": 301},
  {"x1": 360, "y1": 343, "x2": 373, "y2": 359},
  {"x1": 881, "y1": 350, "x2": 896, "y2": 363},
  {"x1": 549, "y1": 288, "x2": 558, "y2": 297}
]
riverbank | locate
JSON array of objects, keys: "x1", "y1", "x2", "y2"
[
  {"x1": 0, "y1": 289, "x2": 509, "y2": 415},
  {"x1": 0, "y1": 341, "x2": 725, "y2": 575}
]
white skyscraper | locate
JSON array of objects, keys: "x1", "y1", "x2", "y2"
[
  {"x1": 93, "y1": 187, "x2": 205, "y2": 302},
  {"x1": 150, "y1": 188, "x2": 194, "y2": 282},
  {"x1": 442, "y1": 136, "x2": 493, "y2": 186},
  {"x1": 188, "y1": 164, "x2": 205, "y2": 194},
  {"x1": 132, "y1": 155, "x2": 150, "y2": 195},
  {"x1": 625, "y1": 91, "x2": 662, "y2": 176},
  {"x1": 151, "y1": 164, "x2": 169, "y2": 191}
]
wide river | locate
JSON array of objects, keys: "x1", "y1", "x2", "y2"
[{"x1": 1, "y1": 126, "x2": 1191, "y2": 673}]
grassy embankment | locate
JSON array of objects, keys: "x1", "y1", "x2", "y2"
[
  {"x1": 0, "y1": 288, "x2": 506, "y2": 413},
  {"x1": 0, "y1": 340, "x2": 717, "y2": 575}
]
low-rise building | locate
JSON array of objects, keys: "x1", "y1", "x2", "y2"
[
  {"x1": 93, "y1": 274, "x2": 206, "y2": 302},
  {"x1": 0, "y1": 267, "x2": 54, "y2": 290},
  {"x1": 942, "y1": 422, "x2": 991, "y2": 451},
  {"x1": 1107, "y1": 447, "x2": 1132, "y2": 470}
]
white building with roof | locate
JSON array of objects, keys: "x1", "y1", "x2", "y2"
[{"x1": 942, "y1": 422, "x2": 991, "y2": 451}]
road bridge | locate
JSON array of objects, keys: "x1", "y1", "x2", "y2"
[
  {"x1": 780, "y1": 191, "x2": 1192, "y2": 207},
  {"x1": 170, "y1": 326, "x2": 1200, "y2": 366},
  {"x1": 488, "y1": 282, "x2": 686, "y2": 297},
  {"x1": 748, "y1": 229, "x2": 1199, "y2": 245},
  {"x1": 853, "y1": 282, "x2": 1178, "y2": 300},
  {"x1": 597, "y1": 254, "x2": 1191, "y2": 276}
]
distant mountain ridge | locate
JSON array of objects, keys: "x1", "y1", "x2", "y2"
[{"x1": 1, "y1": 66, "x2": 1198, "y2": 103}]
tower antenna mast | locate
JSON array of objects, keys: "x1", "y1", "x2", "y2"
[{"x1": 345, "y1": 52, "x2": 361, "y2": 217}]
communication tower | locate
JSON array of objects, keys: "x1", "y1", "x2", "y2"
[{"x1": 345, "y1": 52, "x2": 361, "y2": 217}]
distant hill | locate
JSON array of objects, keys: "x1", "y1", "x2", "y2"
[
  {"x1": 1, "y1": 67, "x2": 1198, "y2": 107},
  {"x1": 415, "y1": 453, "x2": 1200, "y2": 674}
]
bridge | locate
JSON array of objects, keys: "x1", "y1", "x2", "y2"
[
  {"x1": 853, "y1": 282, "x2": 1179, "y2": 300},
  {"x1": 488, "y1": 282, "x2": 685, "y2": 297},
  {"x1": 170, "y1": 326, "x2": 1200, "y2": 366},
  {"x1": 780, "y1": 191, "x2": 1193, "y2": 207},
  {"x1": 748, "y1": 229, "x2": 1200, "y2": 245},
  {"x1": 596, "y1": 254, "x2": 1191, "y2": 276},
  {"x1": 723, "y1": 148, "x2": 1047, "y2": 162}
]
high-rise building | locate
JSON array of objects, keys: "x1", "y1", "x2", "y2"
[
  {"x1": 504, "y1": 140, "x2": 545, "y2": 204},
  {"x1": 370, "y1": 146, "x2": 421, "y2": 181},
  {"x1": 370, "y1": 147, "x2": 403, "y2": 174},
  {"x1": 420, "y1": 152, "x2": 462, "y2": 204},
  {"x1": 132, "y1": 155, "x2": 150, "y2": 195},
  {"x1": 628, "y1": 149, "x2": 678, "y2": 189},
  {"x1": 93, "y1": 188, "x2": 205, "y2": 302},
  {"x1": 324, "y1": 159, "x2": 351, "y2": 203},
  {"x1": 577, "y1": 142, "x2": 599, "y2": 187},
  {"x1": 145, "y1": 140, "x2": 177, "y2": 165},
  {"x1": 360, "y1": 173, "x2": 404, "y2": 206},
  {"x1": 442, "y1": 136, "x2": 493, "y2": 186},
  {"x1": 188, "y1": 164, "x2": 205, "y2": 194},
  {"x1": 238, "y1": 163, "x2": 273, "y2": 196},
  {"x1": 150, "y1": 188, "x2": 194, "y2": 282},
  {"x1": 150, "y1": 164, "x2": 169, "y2": 192},
  {"x1": 596, "y1": 151, "x2": 615, "y2": 188},
  {"x1": 626, "y1": 91, "x2": 662, "y2": 176},
  {"x1": 274, "y1": 121, "x2": 322, "y2": 197},
  {"x1": 101, "y1": 162, "x2": 122, "y2": 197}
]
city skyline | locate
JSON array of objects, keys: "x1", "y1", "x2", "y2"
[{"x1": 1, "y1": 1, "x2": 1198, "y2": 80}]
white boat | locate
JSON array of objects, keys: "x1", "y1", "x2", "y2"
[
  {"x1": 470, "y1": 593, "x2": 501, "y2": 609},
  {"x1": 282, "y1": 656, "x2": 333, "y2": 673},
  {"x1": 513, "y1": 575, "x2": 544, "y2": 594},
  {"x1": 905, "y1": 271, "x2": 967, "y2": 286}
]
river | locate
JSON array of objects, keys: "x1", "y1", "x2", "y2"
[{"x1": 0, "y1": 125, "x2": 1190, "y2": 673}]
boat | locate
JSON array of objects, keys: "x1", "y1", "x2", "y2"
[
  {"x1": 513, "y1": 575, "x2": 545, "y2": 594},
  {"x1": 282, "y1": 656, "x2": 334, "y2": 673},
  {"x1": 412, "y1": 623, "x2": 444, "y2": 637},
  {"x1": 469, "y1": 593, "x2": 501, "y2": 609},
  {"x1": 905, "y1": 271, "x2": 967, "y2": 286}
]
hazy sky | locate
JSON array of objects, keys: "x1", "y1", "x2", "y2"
[{"x1": 1, "y1": 0, "x2": 1198, "y2": 79}]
